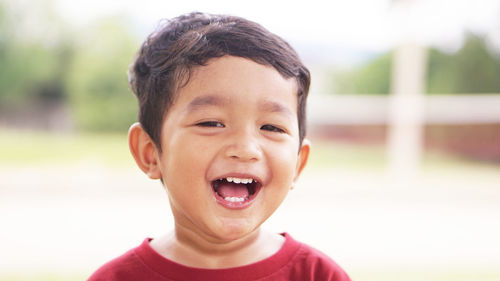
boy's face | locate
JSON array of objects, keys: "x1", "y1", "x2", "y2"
[{"x1": 152, "y1": 56, "x2": 309, "y2": 242}]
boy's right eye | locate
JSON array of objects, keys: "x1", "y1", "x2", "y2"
[{"x1": 196, "y1": 121, "x2": 225, "y2": 128}]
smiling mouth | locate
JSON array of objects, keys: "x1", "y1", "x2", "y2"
[{"x1": 211, "y1": 177, "x2": 262, "y2": 208}]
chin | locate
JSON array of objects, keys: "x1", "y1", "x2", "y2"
[{"x1": 214, "y1": 218, "x2": 260, "y2": 242}]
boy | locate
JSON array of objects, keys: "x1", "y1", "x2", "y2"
[{"x1": 88, "y1": 12, "x2": 351, "y2": 281}]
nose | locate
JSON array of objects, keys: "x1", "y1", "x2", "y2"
[{"x1": 224, "y1": 128, "x2": 262, "y2": 162}]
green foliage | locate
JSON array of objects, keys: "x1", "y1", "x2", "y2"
[
  {"x1": 66, "y1": 17, "x2": 139, "y2": 132},
  {"x1": 331, "y1": 52, "x2": 392, "y2": 94},
  {"x1": 0, "y1": 0, "x2": 69, "y2": 107},
  {"x1": 0, "y1": 0, "x2": 140, "y2": 132},
  {"x1": 331, "y1": 33, "x2": 500, "y2": 95},
  {"x1": 0, "y1": 44, "x2": 68, "y2": 104},
  {"x1": 427, "y1": 34, "x2": 500, "y2": 94}
]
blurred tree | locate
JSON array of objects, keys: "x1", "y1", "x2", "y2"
[
  {"x1": 66, "y1": 17, "x2": 139, "y2": 132},
  {"x1": 427, "y1": 33, "x2": 500, "y2": 94},
  {"x1": 1, "y1": 0, "x2": 139, "y2": 132},
  {"x1": 0, "y1": 0, "x2": 71, "y2": 107},
  {"x1": 330, "y1": 52, "x2": 392, "y2": 95},
  {"x1": 330, "y1": 33, "x2": 500, "y2": 95}
]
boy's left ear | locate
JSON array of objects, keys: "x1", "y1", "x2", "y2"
[{"x1": 293, "y1": 139, "x2": 311, "y2": 183}]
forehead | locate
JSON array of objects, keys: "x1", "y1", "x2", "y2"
[{"x1": 173, "y1": 56, "x2": 298, "y2": 112}]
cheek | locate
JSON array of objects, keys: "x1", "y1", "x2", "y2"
[
  {"x1": 162, "y1": 135, "x2": 212, "y2": 188},
  {"x1": 268, "y1": 143, "x2": 300, "y2": 184}
]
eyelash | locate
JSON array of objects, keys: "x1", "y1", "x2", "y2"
[
  {"x1": 196, "y1": 121, "x2": 225, "y2": 128},
  {"x1": 261, "y1": 124, "x2": 285, "y2": 133},
  {"x1": 195, "y1": 122, "x2": 285, "y2": 133}
]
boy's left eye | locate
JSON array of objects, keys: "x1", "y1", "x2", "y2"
[{"x1": 261, "y1": 124, "x2": 285, "y2": 133}]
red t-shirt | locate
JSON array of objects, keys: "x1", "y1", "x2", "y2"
[{"x1": 87, "y1": 233, "x2": 351, "y2": 281}]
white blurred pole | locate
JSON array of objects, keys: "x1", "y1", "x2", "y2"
[
  {"x1": 387, "y1": 0, "x2": 428, "y2": 185},
  {"x1": 388, "y1": 43, "x2": 427, "y2": 184}
]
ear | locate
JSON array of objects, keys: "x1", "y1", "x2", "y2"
[
  {"x1": 293, "y1": 138, "x2": 311, "y2": 184},
  {"x1": 128, "y1": 122, "x2": 162, "y2": 179}
]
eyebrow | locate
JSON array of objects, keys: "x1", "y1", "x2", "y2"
[
  {"x1": 259, "y1": 100, "x2": 295, "y2": 118},
  {"x1": 185, "y1": 95, "x2": 295, "y2": 118},
  {"x1": 185, "y1": 95, "x2": 229, "y2": 112}
]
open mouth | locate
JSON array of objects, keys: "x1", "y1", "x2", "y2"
[{"x1": 211, "y1": 177, "x2": 262, "y2": 208}]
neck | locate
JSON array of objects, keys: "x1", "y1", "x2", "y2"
[{"x1": 150, "y1": 226, "x2": 284, "y2": 269}]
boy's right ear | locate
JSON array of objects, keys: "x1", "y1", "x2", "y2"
[{"x1": 128, "y1": 123, "x2": 162, "y2": 179}]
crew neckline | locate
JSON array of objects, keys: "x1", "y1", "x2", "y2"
[{"x1": 134, "y1": 233, "x2": 301, "y2": 281}]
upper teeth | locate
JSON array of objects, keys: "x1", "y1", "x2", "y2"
[{"x1": 226, "y1": 177, "x2": 253, "y2": 184}]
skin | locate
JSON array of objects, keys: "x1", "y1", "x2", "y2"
[{"x1": 128, "y1": 56, "x2": 310, "y2": 269}]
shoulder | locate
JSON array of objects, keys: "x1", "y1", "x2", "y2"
[
  {"x1": 87, "y1": 239, "x2": 153, "y2": 281},
  {"x1": 283, "y1": 234, "x2": 351, "y2": 281}
]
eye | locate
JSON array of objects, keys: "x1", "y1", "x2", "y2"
[
  {"x1": 196, "y1": 121, "x2": 225, "y2": 128},
  {"x1": 261, "y1": 124, "x2": 285, "y2": 133}
]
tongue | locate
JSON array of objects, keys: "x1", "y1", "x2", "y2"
[{"x1": 217, "y1": 183, "x2": 249, "y2": 198}]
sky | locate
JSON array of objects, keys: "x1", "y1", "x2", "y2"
[
  {"x1": 53, "y1": 0, "x2": 500, "y2": 54},
  {"x1": 3, "y1": 0, "x2": 499, "y2": 65}
]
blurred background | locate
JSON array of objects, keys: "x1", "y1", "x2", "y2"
[{"x1": 1, "y1": 0, "x2": 499, "y2": 280}]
